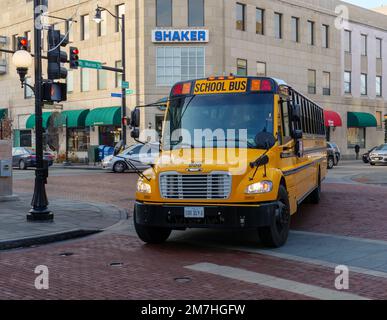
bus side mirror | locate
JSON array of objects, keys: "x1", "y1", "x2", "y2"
[
  {"x1": 131, "y1": 128, "x2": 140, "y2": 139},
  {"x1": 130, "y1": 109, "x2": 140, "y2": 128},
  {"x1": 291, "y1": 103, "x2": 301, "y2": 122},
  {"x1": 293, "y1": 129, "x2": 303, "y2": 140}
]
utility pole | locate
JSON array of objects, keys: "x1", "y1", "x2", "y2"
[
  {"x1": 28, "y1": 0, "x2": 53, "y2": 221},
  {"x1": 121, "y1": 14, "x2": 127, "y2": 145}
]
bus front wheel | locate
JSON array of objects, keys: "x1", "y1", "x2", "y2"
[
  {"x1": 134, "y1": 209, "x2": 172, "y2": 244},
  {"x1": 258, "y1": 185, "x2": 290, "y2": 248}
]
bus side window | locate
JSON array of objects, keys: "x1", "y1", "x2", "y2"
[{"x1": 280, "y1": 99, "x2": 292, "y2": 144}]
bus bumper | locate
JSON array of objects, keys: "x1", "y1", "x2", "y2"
[{"x1": 134, "y1": 201, "x2": 281, "y2": 229}]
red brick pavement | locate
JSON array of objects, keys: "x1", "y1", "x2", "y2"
[
  {"x1": 0, "y1": 233, "x2": 386, "y2": 300},
  {"x1": 14, "y1": 174, "x2": 387, "y2": 241}
]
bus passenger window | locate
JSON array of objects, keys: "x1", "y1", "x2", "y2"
[{"x1": 280, "y1": 99, "x2": 292, "y2": 144}]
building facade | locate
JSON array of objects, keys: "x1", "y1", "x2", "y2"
[{"x1": 0, "y1": 0, "x2": 386, "y2": 161}]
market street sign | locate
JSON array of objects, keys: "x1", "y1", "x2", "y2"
[
  {"x1": 126, "y1": 89, "x2": 134, "y2": 95},
  {"x1": 152, "y1": 29, "x2": 209, "y2": 43},
  {"x1": 78, "y1": 60, "x2": 102, "y2": 69}
]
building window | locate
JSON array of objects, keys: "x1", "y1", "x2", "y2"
[
  {"x1": 376, "y1": 111, "x2": 383, "y2": 129},
  {"x1": 115, "y1": 4, "x2": 125, "y2": 32},
  {"x1": 188, "y1": 0, "x2": 204, "y2": 27},
  {"x1": 81, "y1": 68, "x2": 89, "y2": 92},
  {"x1": 257, "y1": 61, "x2": 266, "y2": 76},
  {"x1": 237, "y1": 58, "x2": 247, "y2": 76},
  {"x1": 97, "y1": 10, "x2": 107, "y2": 37},
  {"x1": 98, "y1": 69, "x2": 107, "y2": 90},
  {"x1": 81, "y1": 14, "x2": 89, "y2": 41},
  {"x1": 307, "y1": 21, "x2": 315, "y2": 45},
  {"x1": 236, "y1": 3, "x2": 245, "y2": 31},
  {"x1": 12, "y1": 34, "x2": 18, "y2": 52},
  {"x1": 344, "y1": 71, "x2": 351, "y2": 94},
  {"x1": 67, "y1": 70, "x2": 74, "y2": 93},
  {"x1": 24, "y1": 77, "x2": 33, "y2": 98},
  {"x1": 344, "y1": 30, "x2": 351, "y2": 53},
  {"x1": 291, "y1": 17, "x2": 299, "y2": 42},
  {"x1": 323, "y1": 72, "x2": 330, "y2": 95},
  {"x1": 376, "y1": 76, "x2": 382, "y2": 97},
  {"x1": 376, "y1": 38, "x2": 382, "y2": 59},
  {"x1": 308, "y1": 69, "x2": 316, "y2": 94},
  {"x1": 115, "y1": 61, "x2": 122, "y2": 87},
  {"x1": 65, "y1": 20, "x2": 74, "y2": 42},
  {"x1": 274, "y1": 12, "x2": 282, "y2": 39},
  {"x1": 347, "y1": 127, "x2": 365, "y2": 149},
  {"x1": 156, "y1": 0, "x2": 172, "y2": 27},
  {"x1": 322, "y1": 24, "x2": 329, "y2": 48},
  {"x1": 68, "y1": 128, "x2": 90, "y2": 152},
  {"x1": 256, "y1": 8, "x2": 264, "y2": 35},
  {"x1": 361, "y1": 34, "x2": 367, "y2": 56},
  {"x1": 20, "y1": 130, "x2": 32, "y2": 148},
  {"x1": 156, "y1": 47, "x2": 205, "y2": 86},
  {"x1": 361, "y1": 73, "x2": 367, "y2": 95}
]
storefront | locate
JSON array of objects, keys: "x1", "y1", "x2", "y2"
[
  {"x1": 56, "y1": 109, "x2": 90, "y2": 160},
  {"x1": 324, "y1": 110, "x2": 342, "y2": 142},
  {"x1": 25, "y1": 112, "x2": 60, "y2": 151},
  {"x1": 85, "y1": 106, "x2": 121, "y2": 147},
  {"x1": 347, "y1": 112, "x2": 377, "y2": 149}
]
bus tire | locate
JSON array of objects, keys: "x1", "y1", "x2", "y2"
[
  {"x1": 258, "y1": 185, "x2": 290, "y2": 248},
  {"x1": 309, "y1": 171, "x2": 321, "y2": 204},
  {"x1": 134, "y1": 209, "x2": 172, "y2": 244}
]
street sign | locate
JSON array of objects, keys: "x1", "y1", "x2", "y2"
[
  {"x1": 78, "y1": 59, "x2": 102, "y2": 69},
  {"x1": 111, "y1": 93, "x2": 122, "y2": 98},
  {"x1": 121, "y1": 81, "x2": 129, "y2": 89},
  {"x1": 126, "y1": 89, "x2": 135, "y2": 95}
]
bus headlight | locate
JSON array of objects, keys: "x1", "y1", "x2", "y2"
[
  {"x1": 245, "y1": 181, "x2": 273, "y2": 194},
  {"x1": 137, "y1": 179, "x2": 151, "y2": 194}
]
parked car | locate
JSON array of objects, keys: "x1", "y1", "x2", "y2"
[
  {"x1": 102, "y1": 143, "x2": 159, "y2": 173},
  {"x1": 327, "y1": 142, "x2": 341, "y2": 165},
  {"x1": 12, "y1": 147, "x2": 54, "y2": 170},
  {"x1": 369, "y1": 144, "x2": 387, "y2": 166},
  {"x1": 362, "y1": 146, "x2": 378, "y2": 164},
  {"x1": 327, "y1": 144, "x2": 336, "y2": 169}
]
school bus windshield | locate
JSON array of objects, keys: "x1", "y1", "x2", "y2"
[{"x1": 164, "y1": 93, "x2": 274, "y2": 150}]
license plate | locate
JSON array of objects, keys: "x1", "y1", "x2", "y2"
[{"x1": 184, "y1": 207, "x2": 205, "y2": 218}]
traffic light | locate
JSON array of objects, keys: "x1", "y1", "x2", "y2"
[
  {"x1": 47, "y1": 29, "x2": 68, "y2": 80},
  {"x1": 42, "y1": 82, "x2": 67, "y2": 103},
  {"x1": 69, "y1": 47, "x2": 79, "y2": 69},
  {"x1": 17, "y1": 37, "x2": 28, "y2": 51}
]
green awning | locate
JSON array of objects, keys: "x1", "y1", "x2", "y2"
[
  {"x1": 55, "y1": 109, "x2": 90, "y2": 128},
  {"x1": 0, "y1": 108, "x2": 8, "y2": 120},
  {"x1": 85, "y1": 106, "x2": 121, "y2": 126},
  {"x1": 26, "y1": 112, "x2": 53, "y2": 129},
  {"x1": 347, "y1": 112, "x2": 377, "y2": 128}
]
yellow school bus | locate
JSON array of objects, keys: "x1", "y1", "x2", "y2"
[{"x1": 131, "y1": 76, "x2": 327, "y2": 248}]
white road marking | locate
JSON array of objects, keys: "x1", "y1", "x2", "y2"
[{"x1": 185, "y1": 263, "x2": 370, "y2": 300}]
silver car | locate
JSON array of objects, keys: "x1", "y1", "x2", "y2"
[
  {"x1": 102, "y1": 143, "x2": 159, "y2": 173},
  {"x1": 369, "y1": 144, "x2": 387, "y2": 166}
]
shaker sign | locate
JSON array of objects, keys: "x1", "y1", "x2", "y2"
[{"x1": 152, "y1": 29, "x2": 209, "y2": 43}]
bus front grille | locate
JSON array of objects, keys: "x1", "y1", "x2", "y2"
[{"x1": 159, "y1": 172, "x2": 232, "y2": 200}]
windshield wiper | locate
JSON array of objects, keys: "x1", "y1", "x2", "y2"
[
  {"x1": 115, "y1": 155, "x2": 151, "y2": 182},
  {"x1": 206, "y1": 139, "x2": 255, "y2": 148}
]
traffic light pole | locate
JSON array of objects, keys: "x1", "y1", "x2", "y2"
[
  {"x1": 121, "y1": 14, "x2": 127, "y2": 146},
  {"x1": 28, "y1": 0, "x2": 53, "y2": 221}
]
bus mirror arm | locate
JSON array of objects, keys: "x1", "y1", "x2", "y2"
[{"x1": 115, "y1": 155, "x2": 151, "y2": 182}]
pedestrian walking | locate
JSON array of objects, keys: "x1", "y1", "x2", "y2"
[{"x1": 355, "y1": 144, "x2": 360, "y2": 160}]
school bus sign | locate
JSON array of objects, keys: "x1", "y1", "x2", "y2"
[{"x1": 194, "y1": 78, "x2": 248, "y2": 95}]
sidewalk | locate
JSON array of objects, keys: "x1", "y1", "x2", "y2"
[
  {"x1": 52, "y1": 163, "x2": 103, "y2": 170},
  {"x1": 0, "y1": 194, "x2": 127, "y2": 250}
]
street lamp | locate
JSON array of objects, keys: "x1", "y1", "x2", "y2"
[
  {"x1": 93, "y1": 5, "x2": 127, "y2": 146},
  {"x1": 12, "y1": 50, "x2": 33, "y2": 85}
]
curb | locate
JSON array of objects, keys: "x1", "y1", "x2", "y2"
[
  {"x1": 53, "y1": 165, "x2": 103, "y2": 171},
  {"x1": 0, "y1": 229, "x2": 102, "y2": 251}
]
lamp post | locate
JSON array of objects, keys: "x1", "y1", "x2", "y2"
[
  {"x1": 12, "y1": 0, "x2": 53, "y2": 221},
  {"x1": 94, "y1": 6, "x2": 127, "y2": 146}
]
